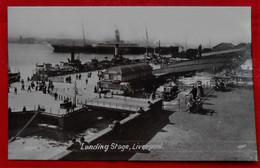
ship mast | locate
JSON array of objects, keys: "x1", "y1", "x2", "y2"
[
  {"x1": 185, "y1": 34, "x2": 187, "y2": 51},
  {"x1": 145, "y1": 27, "x2": 149, "y2": 63},
  {"x1": 81, "y1": 19, "x2": 87, "y2": 47},
  {"x1": 74, "y1": 81, "x2": 78, "y2": 106},
  {"x1": 146, "y1": 27, "x2": 149, "y2": 56},
  {"x1": 115, "y1": 29, "x2": 120, "y2": 56}
]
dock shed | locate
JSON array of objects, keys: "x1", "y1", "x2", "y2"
[{"x1": 99, "y1": 63, "x2": 153, "y2": 90}]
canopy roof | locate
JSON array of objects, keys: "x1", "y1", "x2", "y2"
[{"x1": 107, "y1": 63, "x2": 152, "y2": 76}]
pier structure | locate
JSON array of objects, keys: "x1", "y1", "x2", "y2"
[
  {"x1": 9, "y1": 44, "x2": 249, "y2": 129},
  {"x1": 9, "y1": 91, "x2": 162, "y2": 131},
  {"x1": 9, "y1": 46, "x2": 248, "y2": 130},
  {"x1": 8, "y1": 44, "x2": 253, "y2": 160},
  {"x1": 9, "y1": 69, "x2": 163, "y2": 130},
  {"x1": 153, "y1": 46, "x2": 248, "y2": 77}
]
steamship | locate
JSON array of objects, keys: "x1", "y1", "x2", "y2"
[{"x1": 51, "y1": 28, "x2": 179, "y2": 55}]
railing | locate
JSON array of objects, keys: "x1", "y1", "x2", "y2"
[
  {"x1": 79, "y1": 99, "x2": 142, "y2": 112},
  {"x1": 9, "y1": 105, "x2": 63, "y2": 116}
]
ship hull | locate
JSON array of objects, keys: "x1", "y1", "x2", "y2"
[
  {"x1": 8, "y1": 72, "x2": 21, "y2": 84},
  {"x1": 51, "y1": 45, "x2": 179, "y2": 55}
]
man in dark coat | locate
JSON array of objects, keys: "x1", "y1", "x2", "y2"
[
  {"x1": 190, "y1": 86, "x2": 197, "y2": 100},
  {"x1": 67, "y1": 138, "x2": 80, "y2": 151}
]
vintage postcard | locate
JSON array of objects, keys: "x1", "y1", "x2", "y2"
[{"x1": 7, "y1": 7, "x2": 257, "y2": 161}]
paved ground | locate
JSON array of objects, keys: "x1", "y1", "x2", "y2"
[
  {"x1": 8, "y1": 71, "x2": 100, "y2": 112},
  {"x1": 130, "y1": 87, "x2": 257, "y2": 161},
  {"x1": 8, "y1": 70, "x2": 158, "y2": 114},
  {"x1": 8, "y1": 83, "x2": 67, "y2": 114}
]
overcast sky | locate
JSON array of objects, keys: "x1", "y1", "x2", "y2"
[{"x1": 8, "y1": 7, "x2": 251, "y2": 47}]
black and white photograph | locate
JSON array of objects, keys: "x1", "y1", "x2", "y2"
[{"x1": 8, "y1": 7, "x2": 257, "y2": 161}]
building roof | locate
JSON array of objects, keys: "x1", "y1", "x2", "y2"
[
  {"x1": 107, "y1": 63, "x2": 153, "y2": 76},
  {"x1": 213, "y1": 43, "x2": 235, "y2": 51},
  {"x1": 234, "y1": 43, "x2": 248, "y2": 49}
]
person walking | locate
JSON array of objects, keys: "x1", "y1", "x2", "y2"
[
  {"x1": 31, "y1": 82, "x2": 35, "y2": 89},
  {"x1": 22, "y1": 106, "x2": 27, "y2": 112},
  {"x1": 27, "y1": 85, "x2": 31, "y2": 92},
  {"x1": 21, "y1": 84, "x2": 25, "y2": 90},
  {"x1": 14, "y1": 87, "x2": 17, "y2": 95},
  {"x1": 80, "y1": 137, "x2": 86, "y2": 149},
  {"x1": 8, "y1": 107, "x2": 12, "y2": 115},
  {"x1": 187, "y1": 97, "x2": 194, "y2": 113},
  {"x1": 98, "y1": 87, "x2": 102, "y2": 98},
  {"x1": 54, "y1": 92, "x2": 58, "y2": 100},
  {"x1": 190, "y1": 85, "x2": 197, "y2": 100},
  {"x1": 195, "y1": 97, "x2": 202, "y2": 114}
]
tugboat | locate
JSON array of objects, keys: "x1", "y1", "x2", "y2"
[
  {"x1": 32, "y1": 51, "x2": 85, "y2": 81},
  {"x1": 8, "y1": 67, "x2": 21, "y2": 84}
]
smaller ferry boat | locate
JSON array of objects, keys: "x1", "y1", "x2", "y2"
[{"x1": 8, "y1": 67, "x2": 21, "y2": 84}]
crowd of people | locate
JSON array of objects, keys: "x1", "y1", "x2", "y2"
[
  {"x1": 62, "y1": 98, "x2": 75, "y2": 114},
  {"x1": 9, "y1": 78, "x2": 55, "y2": 95}
]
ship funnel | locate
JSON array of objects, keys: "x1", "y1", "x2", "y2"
[
  {"x1": 71, "y1": 50, "x2": 75, "y2": 61},
  {"x1": 115, "y1": 29, "x2": 120, "y2": 43},
  {"x1": 115, "y1": 29, "x2": 120, "y2": 56}
]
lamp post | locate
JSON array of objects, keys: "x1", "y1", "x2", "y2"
[{"x1": 74, "y1": 81, "x2": 78, "y2": 106}]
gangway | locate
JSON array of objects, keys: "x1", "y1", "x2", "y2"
[{"x1": 9, "y1": 110, "x2": 41, "y2": 143}]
